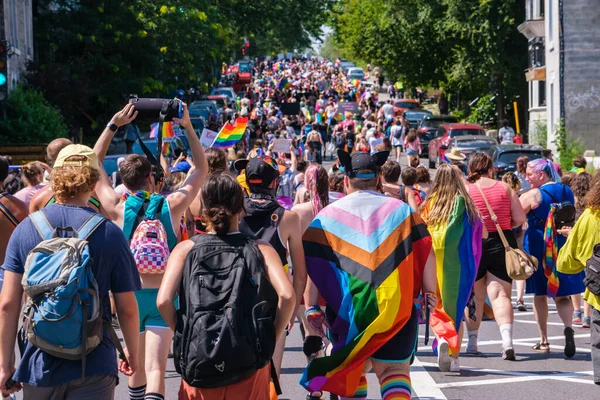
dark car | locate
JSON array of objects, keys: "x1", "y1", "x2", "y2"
[
  {"x1": 489, "y1": 144, "x2": 543, "y2": 179},
  {"x1": 447, "y1": 135, "x2": 498, "y2": 160},
  {"x1": 402, "y1": 110, "x2": 432, "y2": 129},
  {"x1": 417, "y1": 115, "x2": 458, "y2": 157},
  {"x1": 428, "y1": 123, "x2": 486, "y2": 168}
]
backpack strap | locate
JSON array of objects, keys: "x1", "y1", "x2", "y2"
[
  {"x1": 0, "y1": 193, "x2": 19, "y2": 227},
  {"x1": 30, "y1": 211, "x2": 54, "y2": 240},
  {"x1": 77, "y1": 214, "x2": 107, "y2": 240}
]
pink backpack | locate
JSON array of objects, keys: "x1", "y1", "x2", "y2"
[{"x1": 130, "y1": 218, "x2": 170, "y2": 274}]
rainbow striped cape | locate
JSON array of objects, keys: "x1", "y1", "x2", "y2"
[
  {"x1": 424, "y1": 196, "x2": 482, "y2": 349},
  {"x1": 301, "y1": 191, "x2": 432, "y2": 396}
]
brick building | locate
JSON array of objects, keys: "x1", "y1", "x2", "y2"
[
  {"x1": 1, "y1": 0, "x2": 34, "y2": 91},
  {"x1": 519, "y1": 0, "x2": 600, "y2": 154}
]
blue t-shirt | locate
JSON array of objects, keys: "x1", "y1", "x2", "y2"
[{"x1": 1, "y1": 204, "x2": 141, "y2": 387}]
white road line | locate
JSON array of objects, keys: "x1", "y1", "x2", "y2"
[
  {"x1": 417, "y1": 333, "x2": 590, "y2": 352},
  {"x1": 513, "y1": 319, "x2": 565, "y2": 326},
  {"x1": 512, "y1": 342, "x2": 592, "y2": 353},
  {"x1": 436, "y1": 375, "x2": 548, "y2": 388},
  {"x1": 411, "y1": 357, "x2": 448, "y2": 400}
]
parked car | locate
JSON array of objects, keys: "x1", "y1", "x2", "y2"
[
  {"x1": 210, "y1": 87, "x2": 236, "y2": 102},
  {"x1": 489, "y1": 144, "x2": 543, "y2": 179},
  {"x1": 189, "y1": 100, "x2": 218, "y2": 117},
  {"x1": 447, "y1": 135, "x2": 498, "y2": 159},
  {"x1": 428, "y1": 123, "x2": 486, "y2": 168},
  {"x1": 347, "y1": 67, "x2": 365, "y2": 81},
  {"x1": 393, "y1": 99, "x2": 422, "y2": 116},
  {"x1": 417, "y1": 115, "x2": 458, "y2": 157},
  {"x1": 402, "y1": 110, "x2": 433, "y2": 129}
]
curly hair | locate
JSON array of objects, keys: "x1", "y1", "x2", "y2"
[
  {"x1": 585, "y1": 171, "x2": 600, "y2": 210},
  {"x1": 51, "y1": 156, "x2": 100, "y2": 203},
  {"x1": 572, "y1": 171, "x2": 591, "y2": 211}
]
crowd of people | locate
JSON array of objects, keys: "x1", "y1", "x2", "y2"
[{"x1": 0, "y1": 57, "x2": 599, "y2": 400}]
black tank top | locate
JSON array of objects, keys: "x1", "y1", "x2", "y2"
[{"x1": 238, "y1": 198, "x2": 288, "y2": 267}]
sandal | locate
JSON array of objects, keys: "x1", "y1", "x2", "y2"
[{"x1": 532, "y1": 342, "x2": 550, "y2": 353}]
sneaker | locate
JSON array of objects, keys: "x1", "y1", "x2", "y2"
[
  {"x1": 437, "y1": 339, "x2": 452, "y2": 372},
  {"x1": 502, "y1": 347, "x2": 516, "y2": 361},
  {"x1": 582, "y1": 317, "x2": 591, "y2": 328},
  {"x1": 466, "y1": 335, "x2": 478, "y2": 354},
  {"x1": 564, "y1": 327, "x2": 576, "y2": 358},
  {"x1": 572, "y1": 311, "x2": 583, "y2": 324},
  {"x1": 516, "y1": 300, "x2": 527, "y2": 312},
  {"x1": 450, "y1": 358, "x2": 460, "y2": 372}
]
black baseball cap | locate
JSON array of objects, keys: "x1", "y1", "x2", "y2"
[
  {"x1": 234, "y1": 155, "x2": 280, "y2": 189},
  {"x1": 337, "y1": 150, "x2": 389, "y2": 179}
]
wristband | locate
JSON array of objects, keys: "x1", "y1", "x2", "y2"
[{"x1": 106, "y1": 123, "x2": 118, "y2": 132}]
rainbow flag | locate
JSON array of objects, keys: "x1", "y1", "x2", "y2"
[
  {"x1": 301, "y1": 191, "x2": 431, "y2": 397},
  {"x1": 210, "y1": 117, "x2": 248, "y2": 148},
  {"x1": 543, "y1": 204, "x2": 560, "y2": 297},
  {"x1": 423, "y1": 196, "x2": 482, "y2": 353},
  {"x1": 352, "y1": 79, "x2": 361, "y2": 88},
  {"x1": 279, "y1": 78, "x2": 291, "y2": 91},
  {"x1": 149, "y1": 121, "x2": 176, "y2": 139}
]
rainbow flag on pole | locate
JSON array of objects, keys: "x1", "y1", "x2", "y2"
[
  {"x1": 210, "y1": 117, "x2": 248, "y2": 148},
  {"x1": 149, "y1": 121, "x2": 176, "y2": 139},
  {"x1": 423, "y1": 195, "x2": 482, "y2": 354},
  {"x1": 301, "y1": 192, "x2": 431, "y2": 396}
]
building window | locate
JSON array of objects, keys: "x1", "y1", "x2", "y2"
[
  {"x1": 9, "y1": 0, "x2": 19, "y2": 49},
  {"x1": 548, "y1": 0, "x2": 553, "y2": 42},
  {"x1": 528, "y1": 40, "x2": 545, "y2": 68},
  {"x1": 529, "y1": 82, "x2": 534, "y2": 109},
  {"x1": 538, "y1": 81, "x2": 546, "y2": 107},
  {"x1": 540, "y1": 0, "x2": 544, "y2": 17},
  {"x1": 526, "y1": 0, "x2": 533, "y2": 20}
]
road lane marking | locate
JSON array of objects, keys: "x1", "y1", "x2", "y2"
[{"x1": 411, "y1": 357, "x2": 448, "y2": 399}]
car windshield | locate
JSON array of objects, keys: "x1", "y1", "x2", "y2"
[
  {"x1": 422, "y1": 118, "x2": 457, "y2": 128},
  {"x1": 212, "y1": 98, "x2": 226, "y2": 108},
  {"x1": 454, "y1": 139, "x2": 496, "y2": 148},
  {"x1": 238, "y1": 64, "x2": 251, "y2": 73},
  {"x1": 497, "y1": 151, "x2": 542, "y2": 164},
  {"x1": 394, "y1": 101, "x2": 419, "y2": 109},
  {"x1": 449, "y1": 129, "x2": 483, "y2": 137},
  {"x1": 189, "y1": 102, "x2": 212, "y2": 110},
  {"x1": 405, "y1": 112, "x2": 429, "y2": 120},
  {"x1": 418, "y1": 130, "x2": 436, "y2": 140}
]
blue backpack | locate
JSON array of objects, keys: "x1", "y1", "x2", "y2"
[{"x1": 22, "y1": 212, "x2": 125, "y2": 376}]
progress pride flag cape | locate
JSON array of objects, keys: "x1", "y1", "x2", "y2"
[{"x1": 300, "y1": 191, "x2": 431, "y2": 397}]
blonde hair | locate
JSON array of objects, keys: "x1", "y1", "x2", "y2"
[
  {"x1": 420, "y1": 164, "x2": 480, "y2": 227},
  {"x1": 51, "y1": 156, "x2": 99, "y2": 203}
]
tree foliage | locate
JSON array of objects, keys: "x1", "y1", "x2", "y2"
[
  {"x1": 333, "y1": 0, "x2": 527, "y2": 123},
  {"x1": 26, "y1": 0, "x2": 331, "y2": 139},
  {"x1": 0, "y1": 87, "x2": 68, "y2": 144}
]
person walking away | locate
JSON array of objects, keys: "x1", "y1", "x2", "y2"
[
  {"x1": 368, "y1": 130, "x2": 383, "y2": 155},
  {"x1": 519, "y1": 158, "x2": 584, "y2": 357},
  {"x1": 305, "y1": 127, "x2": 324, "y2": 165},
  {"x1": 291, "y1": 165, "x2": 332, "y2": 400},
  {"x1": 234, "y1": 155, "x2": 307, "y2": 388},
  {"x1": 13, "y1": 162, "x2": 48, "y2": 208},
  {"x1": 438, "y1": 93, "x2": 449, "y2": 115},
  {"x1": 415, "y1": 165, "x2": 432, "y2": 200},
  {"x1": 93, "y1": 103, "x2": 208, "y2": 400},
  {"x1": 0, "y1": 156, "x2": 28, "y2": 292},
  {"x1": 403, "y1": 129, "x2": 421, "y2": 165},
  {"x1": 501, "y1": 172, "x2": 528, "y2": 311},
  {"x1": 420, "y1": 164, "x2": 484, "y2": 372},
  {"x1": 516, "y1": 156, "x2": 531, "y2": 191},
  {"x1": 381, "y1": 161, "x2": 418, "y2": 211},
  {"x1": 498, "y1": 119, "x2": 516, "y2": 145},
  {"x1": 0, "y1": 145, "x2": 141, "y2": 400},
  {"x1": 465, "y1": 153, "x2": 526, "y2": 360},
  {"x1": 157, "y1": 174, "x2": 295, "y2": 400},
  {"x1": 302, "y1": 150, "x2": 437, "y2": 399},
  {"x1": 557, "y1": 170, "x2": 600, "y2": 384},
  {"x1": 390, "y1": 119, "x2": 403, "y2": 162}
]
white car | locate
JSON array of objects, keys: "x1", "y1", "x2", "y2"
[
  {"x1": 210, "y1": 87, "x2": 236, "y2": 102},
  {"x1": 347, "y1": 67, "x2": 365, "y2": 81}
]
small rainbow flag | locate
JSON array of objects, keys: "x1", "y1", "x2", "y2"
[
  {"x1": 211, "y1": 117, "x2": 248, "y2": 148},
  {"x1": 149, "y1": 121, "x2": 176, "y2": 139},
  {"x1": 352, "y1": 79, "x2": 361, "y2": 88},
  {"x1": 279, "y1": 78, "x2": 291, "y2": 91}
]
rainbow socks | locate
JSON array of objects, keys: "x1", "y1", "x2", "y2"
[{"x1": 381, "y1": 374, "x2": 412, "y2": 399}]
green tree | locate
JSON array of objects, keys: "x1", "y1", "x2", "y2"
[{"x1": 0, "y1": 87, "x2": 68, "y2": 144}]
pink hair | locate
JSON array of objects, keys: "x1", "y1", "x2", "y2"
[{"x1": 304, "y1": 164, "x2": 329, "y2": 216}]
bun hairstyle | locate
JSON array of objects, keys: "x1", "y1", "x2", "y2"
[
  {"x1": 201, "y1": 174, "x2": 245, "y2": 235},
  {"x1": 22, "y1": 162, "x2": 44, "y2": 186},
  {"x1": 467, "y1": 153, "x2": 493, "y2": 183}
]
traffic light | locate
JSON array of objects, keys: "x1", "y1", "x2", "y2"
[{"x1": 0, "y1": 41, "x2": 7, "y2": 103}]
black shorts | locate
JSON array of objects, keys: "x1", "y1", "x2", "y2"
[
  {"x1": 476, "y1": 230, "x2": 517, "y2": 283},
  {"x1": 326, "y1": 305, "x2": 418, "y2": 363}
]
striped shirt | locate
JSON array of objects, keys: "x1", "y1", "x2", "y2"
[{"x1": 468, "y1": 181, "x2": 512, "y2": 232}]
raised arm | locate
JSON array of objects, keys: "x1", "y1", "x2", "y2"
[
  {"x1": 167, "y1": 103, "x2": 208, "y2": 223},
  {"x1": 93, "y1": 105, "x2": 138, "y2": 221}
]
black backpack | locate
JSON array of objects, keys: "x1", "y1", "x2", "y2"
[
  {"x1": 584, "y1": 243, "x2": 600, "y2": 295},
  {"x1": 335, "y1": 133, "x2": 345, "y2": 147},
  {"x1": 174, "y1": 233, "x2": 278, "y2": 388},
  {"x1": 540, "y1": 185, "x2": 576, "y2": 229}
]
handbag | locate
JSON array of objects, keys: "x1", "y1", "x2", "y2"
[{"x1": 475, "y1": 184, "x2": 538, "y2": 280}]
